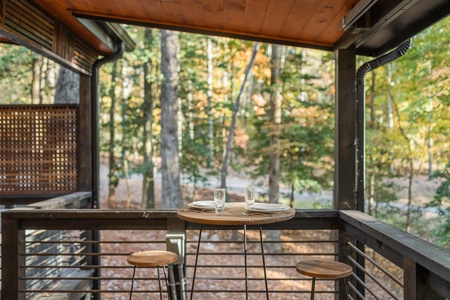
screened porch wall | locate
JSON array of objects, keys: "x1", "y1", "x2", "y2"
[{"x1": 0, "y1": 105, "x2": 78, "y2": 200}]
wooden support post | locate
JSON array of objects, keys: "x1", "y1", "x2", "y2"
[
  {"x1": 334, "y1": 47, "x2": 357, "y2": 210},
  {"x1": 2, "y1": 217, "x2": 26, "y2": 300},
  {"x1": 404, "y1": 257, "x2": 446, "y2": 300},
  {"x1": 335, "y1": 48, "x2": 364, "y2": 300}
]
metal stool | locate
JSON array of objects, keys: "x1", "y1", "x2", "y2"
[
  {"x1": 296, "y1": 260, "x2": 352, "y2": 300},
  {"x1": 127, "y1": 250, "x2": 178, "y2": 300}
]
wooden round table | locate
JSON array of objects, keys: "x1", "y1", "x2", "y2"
[
  {"x1": 177, "y1": 202, "x2": 295, "y2": 300},
  {"x1": 177, "y1": 202, "x2": 295, "y2": 225}
]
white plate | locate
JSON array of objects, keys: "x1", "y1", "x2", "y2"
[
  {"x1": 248, "y1": 203, "x2": 290, "y2": 213},
  {"x1": 188, "y1": 200, "x2": 216, "y2": 210}
]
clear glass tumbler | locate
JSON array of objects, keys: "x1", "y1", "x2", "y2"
[
  {"x1": 244, "y1": 185, "x2": 255, "y2": 209},
  {"x1": 214, "y1": 188, "x2": 226, "y2": 213}
]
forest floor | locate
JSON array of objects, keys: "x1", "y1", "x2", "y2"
[{"x1": 99, "y1": 161, "x2": 444, "y2": 299}]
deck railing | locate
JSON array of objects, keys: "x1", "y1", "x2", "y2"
[
  {"x1": 2, "y1": 208, "x2": 450, "y2": 300},
  {"x1": 0, "y1": 192, "x2": 93, "y2": 299}
]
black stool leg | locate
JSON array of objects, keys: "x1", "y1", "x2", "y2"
[
  {"x1": 130, "y1": 266, "x2": 136, "y2": 300},
  {"x1": 157, "y1": 266, "x2": 163, "y2": 300},
  {"x1": 311, "y1": 277, "x2": 316, "y2": 300}
]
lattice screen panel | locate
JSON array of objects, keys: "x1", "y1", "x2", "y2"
[{"x1": 0, "y1": 105, "x2": 77, "y2": 194}]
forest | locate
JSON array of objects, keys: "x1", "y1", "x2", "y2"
[{"x1": 0, "y1": 17, "x2": 449, "y2": 251}]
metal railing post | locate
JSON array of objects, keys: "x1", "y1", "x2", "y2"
[{"x1": 166, "y1": 218, "x2": 186, "y2": 300}]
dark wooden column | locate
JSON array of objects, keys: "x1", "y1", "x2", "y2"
[
  {"x1": 334, "y1": 48, "x2": 362, "y2": 300},
  {"x1": 1, "y1": 218, "x2": 26, "y2": 300},
  {"x1": 334, "y1": 48, "x2": 357, "y2": 210}
]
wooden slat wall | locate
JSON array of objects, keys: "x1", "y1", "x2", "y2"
[
  {"x1": 5, "y1": 0, "x2": 54, "y2": 50},
  {"x1": 0, "y1": 0, "x2": 4, "y2": 24},
  {"x1": 0, "y1": 105, "x2": 78, "y2": 195},
  {"x1": 0, "y1": 0, "x2": 98, "y2": 74},
  {"x1": 53, "y1": 21, "x2": 72, "y2": 61},
  {"x1": 73, "y1": 37, "x2": 97, "y2": 72}
]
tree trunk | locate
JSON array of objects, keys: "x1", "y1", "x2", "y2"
[
  {"x1": 39, "y1": 58, "x2": 46, "y2": 104},
  {"x1": 54, "y1": 66, "x2": 80, "y2": 104},
  {"x1": 268, "y1": 44, "x2": 282, "y2": 204},
  {"x1": 120, "y1": 62, "x2": 132, "y2": 207},
  {"x1": 207, "y1": 37, "x2": 214, "y2": 167},
  {"x1": 108, "y1": 62, "x2": 118, "y2": 208},
  {"x1": 391, "y1": 95, "x2": 414, "y2": 232},
  {"x1": 31, "y1": 58, "x2": 40, "y2": 104},
  {"x1": 387, "y1": 67, "x2": 395, "y2": 175},
  {"x1": 142, "y1": 28, "x2": 156, "y2": 209},
  {"x1": 406, "y1": 159, "x2": 414, "y2": 232},
  {"x1": 267, "y1": 44, "x2": 283, "y2": 253},
  {"x1": 160, "y1": 30, "x2": 182, "y2": 208},
  {"x1": 220, "y1": 42, "x2": 259, "y2": 188},
  {"x1": 428, "y1": 98, "x2": 434, "y2": 179}
]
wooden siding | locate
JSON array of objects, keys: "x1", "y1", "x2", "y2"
[
  {"x1": 5, "y1": 0, "x2": 54, "y2": 50},
  {"x1": 73, "y1": 37, "x2": 97, "y2": 72},
  {"x1": 0, "y1": 0, "x2": 4, "y2": 24}
]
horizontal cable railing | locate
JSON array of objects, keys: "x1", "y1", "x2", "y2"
[
  {"x1": 3, "y1": 210, "x2": 340, "y2": 299},
  {"x1": 16, "y1": 229, "x2": 340, "y2": 299},
  {"x1": 339, "y1": 210, "x2": 450, "y2": 300},
  {"x1": 184, "y1": 228, "x2": 338, "y2": 298},
  {"x1": 1, "y1": 192, "x2": 93, "y2": 299},
  {"x1": 2, "y1": 209, "x2": 450, "y2": 300}
]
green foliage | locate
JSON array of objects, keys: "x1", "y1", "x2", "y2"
[
  {"x1": 426, "y1": 164, "x2": 450, "y2": 249},
  {"x1": 247, "y1": 47, "x2": 335, "y2": 198},
  {"x1": 0, "y1": 45, "x2": 56, "y2": 104},
  {"x1": 362, "y1": 16, "x2": 449, "y2": 242}
]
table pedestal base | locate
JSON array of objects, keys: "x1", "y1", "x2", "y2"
[{"x1": 190, "y1": 224, "x2": 270, "y2": 300}]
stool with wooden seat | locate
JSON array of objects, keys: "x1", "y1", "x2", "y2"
[
  {"x1": 127, "y1": 250, "x2": 178, "y2": 300},
  {"x1": 296, "y1": 260, "x2": 352, "y2": 300}
]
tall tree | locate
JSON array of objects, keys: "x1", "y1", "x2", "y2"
[
  {"x1": 54, "y1": 66, "x2": 79, "y2": 103},
  {"x1": 120, "y1": 61, "x2": 133, "y2": 207},
  {"x1": 268, "y1": 44, "x2": 283, "y2": 204},
  {"x1": 142, "y1": 28, "x2": 156, "y2": 209},
  {"x1": 160, "y1": 30, "x2": 182, "y2": 208},
  {"x1": 206, "y1": 37, "x2": 214, "y2": 167},
  {"x1": 220, "y1": 42, "x2": 259, "y2": 189},
  {"x1": 31, "y1": 57, "x2": 40, "y2": 104},
  {"x1": 107, "y1": 62, "x2": 118, "y2": 208}
]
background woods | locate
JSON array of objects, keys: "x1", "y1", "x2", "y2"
[{"x1": 1, "y1": 18, "x2": 449, "y2": 249}]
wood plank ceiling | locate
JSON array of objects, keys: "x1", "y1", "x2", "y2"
[
  {"x1": 32, "y1": 0, "x2": 359, "y2": 51},
  {"x1": 8, "y1": 0, "x2": 450, "y2": 56}
]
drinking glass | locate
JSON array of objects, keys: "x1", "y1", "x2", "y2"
[
  {"x1": 214, "y1": 188, "x2": 226, "y2": 213},
  {"x1": 244, "y1": 185, "x2": 255, "y2": 209}
]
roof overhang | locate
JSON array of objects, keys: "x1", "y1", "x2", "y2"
[
  {"x1": 4, "y1": 0, "x2": 450, "y2": 57},
  {"x1": 336, "y1": 0, "x2": 450, "y2": 56}
]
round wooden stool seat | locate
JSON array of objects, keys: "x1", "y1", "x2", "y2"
[
  {"x1": 296, "y1": 260, "x2": 352, "y2": 300},
  {"x1": 296, "y1": 259, "x2": 352, "y2": 279},
  {"x1": 127, "y1": 250, "x2": 178, "y2": 267}
]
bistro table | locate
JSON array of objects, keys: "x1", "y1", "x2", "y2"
[{"x1": 177, "y1": 202, "x2": 295, "y2": 300}]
